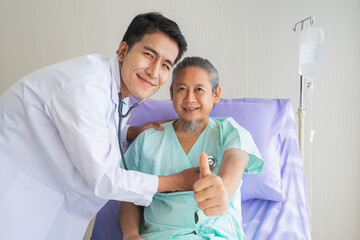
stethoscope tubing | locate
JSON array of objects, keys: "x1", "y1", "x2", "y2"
[{"x1": 118, "y1": 87, "x2": 160, "y2": 170}]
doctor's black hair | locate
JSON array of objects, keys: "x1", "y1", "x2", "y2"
[
  {"x1": 120, "y1": 12, "x2": 187, "y2": 64},
  {"x1": 171, "y1": 56, "x2": 219, "y2": 92}
]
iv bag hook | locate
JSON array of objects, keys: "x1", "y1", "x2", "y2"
[{"x1": 293, "y1": 16, "x2": 315, "y2": 32}]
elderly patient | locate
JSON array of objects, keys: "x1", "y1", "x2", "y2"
[{"x1": 119, "y1": 57, "x2": 263, "y2": 239}]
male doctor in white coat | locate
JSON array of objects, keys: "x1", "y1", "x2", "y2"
[{"x1": 0, "y1": 12, "x2": 231, "y2": 240}]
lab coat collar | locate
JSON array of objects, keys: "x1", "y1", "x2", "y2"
[
  {"x1": 110, "y1": 55, "x2": 121, "y2": 93},
  {"x1": 110, "y1": 56, "x2": 129, "y2": 107}
]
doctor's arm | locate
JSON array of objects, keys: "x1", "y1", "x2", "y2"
[
  {"x1": 157, "y1": 167, "x2": 200, "y2": 192},
  {"x1": 126, "y1": 119, "x2": 174, "y2": 141},
  {"x1": 45, "y1": 77, "x2": 163, "y2": 205},
  {"x1": 193, "y1": 149, "x2": 249, "y2": 216}
]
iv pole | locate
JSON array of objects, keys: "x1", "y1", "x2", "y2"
[{"x1": 293, "y1": 16, "x2": 314, "y2": 162}]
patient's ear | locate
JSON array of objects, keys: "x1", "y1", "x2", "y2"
[
  {"x1": 170, "y1": 85, "x2": 174, "y2": 101},
  {"x1": 213, "y1": 86, "x2": 221, "y2": 103}
]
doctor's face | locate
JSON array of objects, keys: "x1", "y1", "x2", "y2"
[
  {"x1": 171, "y1": 66, "x2": 221, "y2": 125},
  {"x1": 118, "y1": 32, "x2": 179, "y2": 99}
]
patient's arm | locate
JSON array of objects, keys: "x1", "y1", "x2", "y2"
[
  {"x1": 119, "y1": 202, "x2": 145, "y2": 240},
  {"x1": 217, "y1": 148, "x2": 249, "y2": 199},
  {"x1": 193, "y1": 149, "x2": 249, "y2": 216}
]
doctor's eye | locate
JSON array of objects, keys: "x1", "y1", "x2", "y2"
[
  {"x1": 162, "y1": 63, "x2": 170, "y2": 71},
  {"x1": 144, "y1": 52, "x2": 153, "y2": 59},
  {"x1": 196, "y1": 87, "x2": 204, "y2": 92}
]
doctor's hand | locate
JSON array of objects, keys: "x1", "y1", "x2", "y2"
[
  {"x1": 127, "y1": 120, "x2": 173, "y2": 140},
  {"x1": 158, "y1": 167, "x2": 200, "y2": 193},
  {"x1": 193, "y1": 153, "x2": 229, "y2": 217},
  {"x1": 176, "y1": 167, "x2": 201, "y2": 191}
]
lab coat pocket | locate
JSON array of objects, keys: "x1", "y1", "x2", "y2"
[{"x1": 0, "y1": 173, "x2": 64, "y2": 240}]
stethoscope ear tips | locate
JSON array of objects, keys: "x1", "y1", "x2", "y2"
[{"x1": 116, "y1": 50, "x2": 124, "y2": 56}]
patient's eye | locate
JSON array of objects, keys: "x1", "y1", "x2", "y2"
[{"x1": 178, "y1": 87, "x2": 186, "y2": 92}]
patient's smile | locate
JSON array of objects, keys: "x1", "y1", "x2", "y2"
[{"x1": 183, "y1": 107, "x2": 200, "y2": 112}]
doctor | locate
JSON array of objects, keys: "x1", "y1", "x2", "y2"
[{"x1": 0, "y1": 12, "x2": 197, "y2": 240}]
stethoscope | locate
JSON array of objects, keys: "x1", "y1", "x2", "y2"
[
  {"x1": 207, "y1": 156, "x2": 217, "y2": 168},
  {"x1": 118, "y1": 87, "x2": 160, "y2": 170}
]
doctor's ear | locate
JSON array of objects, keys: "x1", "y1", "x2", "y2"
[{"x1": 117, "y1": 42, "x2": 128, "y2": 62}]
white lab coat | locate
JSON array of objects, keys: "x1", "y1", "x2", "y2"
[{"x1": 0, "y1": 54, "x2": 158, "y2": 240}]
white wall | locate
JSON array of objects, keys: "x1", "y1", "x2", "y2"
[{"x1": 0, "y1": 0, "x2": 359, "y2": 239}]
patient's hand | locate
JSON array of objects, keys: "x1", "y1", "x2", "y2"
[
  {"x1": 193, "y1": 153, "x2": 228, "y2": 216},
  {"x1": 127, "y1": 120, "x2": 173, "y2": 140}
]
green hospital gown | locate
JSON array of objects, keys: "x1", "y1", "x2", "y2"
[{"x1": 123, "y1": 117, "x2": 263, "y2": 240}]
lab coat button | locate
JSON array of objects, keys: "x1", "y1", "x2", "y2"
[{"x1": 87, "y1": 213, "x2": 92, "y2": 219}]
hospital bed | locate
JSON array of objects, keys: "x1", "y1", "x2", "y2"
[{"x1": 90, "y1": 97, "x2": 311, "y2": 239}]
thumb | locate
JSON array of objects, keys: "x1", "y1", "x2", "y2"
[{"x1": 199, "y1": 152, "x2": 211, "y2": 178}]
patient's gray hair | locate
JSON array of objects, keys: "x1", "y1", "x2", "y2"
[{"x1": 171, "y1": 56, "x2": 219, "y2": 92}]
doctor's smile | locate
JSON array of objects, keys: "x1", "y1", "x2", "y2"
[{"x1": 136, "y1": 72, "x2": 158, "y2": 88}]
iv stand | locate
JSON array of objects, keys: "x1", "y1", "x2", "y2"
[{"x1": 293, "y1": 16, "x2": 314, "y2": 162}]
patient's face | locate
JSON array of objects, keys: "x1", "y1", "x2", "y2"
[{"x1": 171, "y1": 66, "x2": 220, "y2": 125}]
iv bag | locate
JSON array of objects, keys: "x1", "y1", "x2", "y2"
[{"x1": 299, "y1": 27, "x2": 324, "y2": 80}]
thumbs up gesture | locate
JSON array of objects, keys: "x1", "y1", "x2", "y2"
[{"x1": 193, "y1": 153, "x2": 228, "y2": 216}]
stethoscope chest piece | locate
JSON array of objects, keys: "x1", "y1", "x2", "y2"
[{"x1": 208, "y1": 155, "x2": 216, "y2": 168}]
